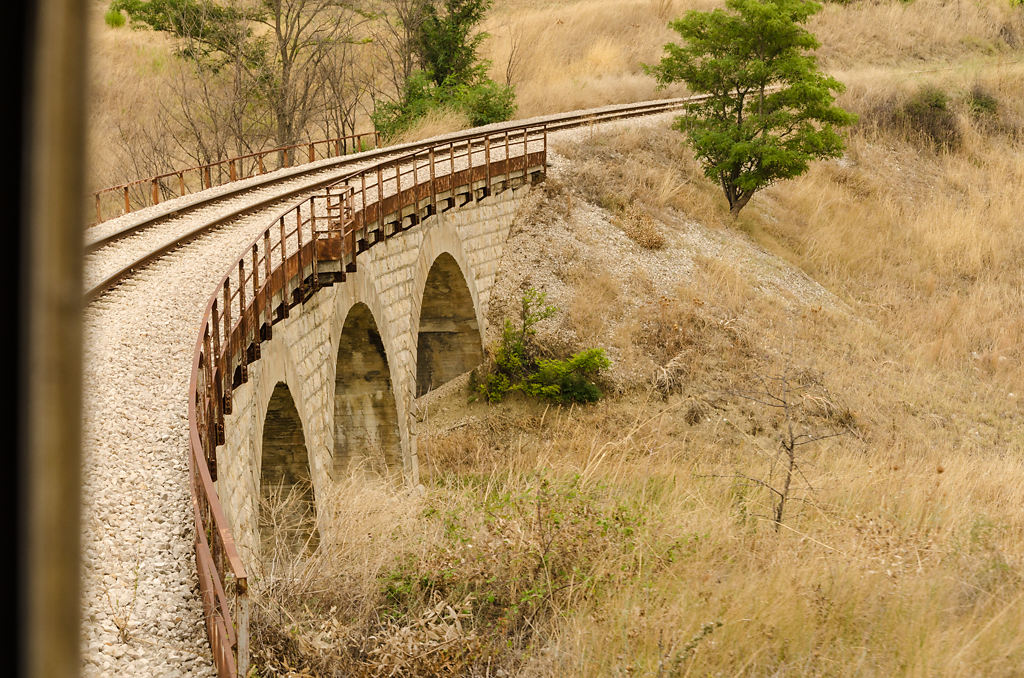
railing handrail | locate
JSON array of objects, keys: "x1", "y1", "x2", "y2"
[
  {"x1": 87, "y1": 95, "x2": 705, "y2": 228},
  {"x1": 89, "y1": 130, "x2": 382, "y2": 226}
]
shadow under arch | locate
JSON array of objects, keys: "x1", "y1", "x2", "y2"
[
  {"x1": 334, "y1": 302, "x2": 402, "y2": 477},
  {"x1": 416, "y1": 252, "x2": 483, "y2": 397},
  {"x1": 260, "y1": 381, "x2": 317, "y2": 557}
]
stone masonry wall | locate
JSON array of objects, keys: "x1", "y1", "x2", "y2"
[{"x1": 216, "y1": 184, "x2": 530, "y2": 567}]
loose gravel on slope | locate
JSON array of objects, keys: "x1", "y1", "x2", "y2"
[
  {"x1": 80, "y1": 111, "x2": 673, "y2": 676},
  {"x1": 81, "y1": 218, "x2": 278, "y2": 677}
]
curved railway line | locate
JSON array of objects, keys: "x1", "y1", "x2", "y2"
[
  {"x1": 81, "y1": 96, "x2": 703, "y2": 678},
  {"x1": 83, "y1": 98, "x2": 700, "y2": 300}
]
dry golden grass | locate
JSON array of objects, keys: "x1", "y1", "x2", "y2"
[
  {"x1": 253, "y1": 106, "x2": 1024, "y2": 674},
  {"x1": 753, "y1": 65, "x2": 1024, "y2": 389},
  {"x1": 482, "y1": 0, "x2": 1024, "y2": 119},
  {"x1": 390, "y1": 107, "x2": 473, "y2": 146}
]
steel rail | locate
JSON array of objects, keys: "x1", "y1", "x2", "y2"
[
  {"x1": 83, "y1": 95, "x2": 704, "y2": 262},
  {"x1": 89, "y1": 131, "x2": 383, "y2": 227}
]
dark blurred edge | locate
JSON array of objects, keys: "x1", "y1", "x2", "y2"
[{"x1": 14, "y1": 0, "x2": 86, "y2": 676}]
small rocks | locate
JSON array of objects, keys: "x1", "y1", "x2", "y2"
[{"x1": 82, "y1": 208, "x2": 286, "y2": 676}]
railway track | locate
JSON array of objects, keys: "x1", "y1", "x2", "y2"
[
  {"x1": 80, "y1": 95, "x2": 702, "y2": 678},
  {"x1": 83, "y1": 96, "x2": 699, "y2": 302}
]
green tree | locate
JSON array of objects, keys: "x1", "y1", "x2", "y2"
[
  {"x1": 646, "y1": 0, "x2": 855, "y2": 217},
  {"x1": 371, "y1": 0, "x2": 515, "y2": 139},
  {"x1": 414, "y1": 0, "x2": 491, "y2": 88}
]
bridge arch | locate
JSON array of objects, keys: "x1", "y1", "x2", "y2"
[
  {"x1": 331, "y1": 301, "x2": 402, "y2": 477},
  {"x1": 414, "y1": 251, "x2": 484, "y2": 396},
  {"x1": 258, "y1": 381, "x2": 317, "y2": 555},
  {"x1": 215, "y1": 182, "x2": 532, "y2": 569},
  {"x1": 410, "y1": 223, "x2": 488, "y2": 392}
]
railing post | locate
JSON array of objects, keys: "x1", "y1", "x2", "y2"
[
  {"x1": 204, "y1": 166, "x2": 212, "y2": 190},
  {"x1": 296, "y1": 204, "x2": 304, "y2": 288},
  {"x1": 258, "y1": 155, "x2": 265, "y2": 175},
  {"x1": 429, "y1": 147, "x2": 436, "y2": 214},
  {"x1": 123, "y1": 186, "x2": 130, "y2": 215},
  {"x1": 222, "y1": 278, "x2": 233, "y2": 412},
  {"x1": 504, "y1": 131, "x2": 510, "y2": 182},
  {"x1": 251, "y1": 243, "x2": 260, "y2": 344},
  {"x1": 229, "y1": 160, "x2": 237, "y2": 182},
  {"x1": 203, "y1": 325, "x2": 214, "y2": 437},
  {"x1": 179, "y1": 172, "x2": 185, "y2": 197},
  {"x1": 485, "y1": 137, "x2": 491, "y2": 195},
  {"x1": 524, "y1": 128, "x2": 528, "y2": 171},
  {"x1": 395, "y1": 161, "x2": 402, "y2": 226},
  {"x1": 238, "y1": 260, "x2": 247, "y2": 378},
  {"x1": 236, "y1": 591, "x2": 250, "y2": 678},
  {"x1": 375, "y1": 131, "x2": 381, "y2": 149},
  {"x1": 336, "y1": 139, "x2": 341, "y2": 156},
  {"x1": 279, "y1": 215, "x2": 289, "y2": 314},
  {"x1": 376, "y1": 164, "x2": 383, "y2": 214},
  {"x1": 279, "y1": 215, "x2": 287, "y2": 262},
  {"x1": 346, "y1": 190, "x2": 356, "y2": 262},
  {"x1": 308, "y1": 143, "x2": 314, "y2": 163},
  {"x1": 263, "y1": 229, "x2": 272, "y2": 328},
  {"x1": 152, "y1": 179, "x2": 160, "y2": 206},
  {"x1": 211, "y1": 299, "x2": 221, "y2": 362},
  {"x1": 310, "y1": 198, "x2": 319, "y2": 286}
]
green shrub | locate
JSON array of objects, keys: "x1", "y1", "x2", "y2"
[
  {"x1": 371, "y1": 71, "x2": 446, "y2": 140},
  {"x1": 372, "y1": 70, "x2": 517, "y2": 141},
  {"x1": 450, "y1": 78, "x2": 517, "y2": 127},
  {"x1": 897, "y1": 85, "x2": 961, "y2": 150},
  {"x1": 966, "y1": 85, "x2": 999, "y2": 118},
  {"x1": 521, "y1": 349, "x2": 611, "y2": 404},
  {"x1": 477, "y1": 289, "x2": 609, "y2": 405},
  {"x1": 104, "y1": 8, "x2": 125, "y2": 27}
]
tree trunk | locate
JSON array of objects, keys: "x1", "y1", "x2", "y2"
[{"x1": 729, "y1": 191, "x2": 753, "y2": 218}]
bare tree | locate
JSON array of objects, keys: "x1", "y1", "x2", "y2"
[
  {"x1": 503, "y1": 24, "x2": 522, "y2": 87},
  {"x1": 316, "y1": 16, "x2": 374, "y2": 144},
  {"x1": 255, "y1": 0, "x2": 363, "y2": 149},
  {"x1": 367, "y1": 0, "x2": 427, "y2": 99},
  {"x1": 113, "y1": 0, "x2": 370, "y2": 157},
  {"x1": 702, "y1": 363, "x2": 853, "y2": 530}
]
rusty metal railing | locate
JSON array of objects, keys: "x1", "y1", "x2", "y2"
[
  {"x1": 91, "y1": 131, "x2": 381, "y2": 227},
  {"x1": 187, "y1": 122, "x2": 547, "y2": 677}
]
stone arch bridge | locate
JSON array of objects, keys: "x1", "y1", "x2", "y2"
[
  {"x1": 187, "y1": 123, "x2": 546, "y2": 675},
  {"x1": 217, "y1": 179, "x2": 528, "y2": 563}
]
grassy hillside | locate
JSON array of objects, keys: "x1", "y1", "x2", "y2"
[
  {"x1": 252, "y1": 82, "x2": 1023, "y2": 678},
  {"x1": 86, "y1": 0, "x2": 1024, "y2": 674}
]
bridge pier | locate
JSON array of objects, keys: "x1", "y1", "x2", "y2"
[{"x1": 215, "y1": 183, "x2": 531, "y2": 567}]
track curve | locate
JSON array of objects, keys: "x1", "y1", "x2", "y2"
[{"x1": 80, "y1": 98, "x2": 691, "y2": 677}]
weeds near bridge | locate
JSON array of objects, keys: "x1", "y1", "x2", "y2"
[
  {"x1": 248, "y1": 471, "x2": 668, "y2": 676},
  {"x1": 474, "y1": 288, "x2": 610, "y2": 404},
  {"x1": 104, "y1": 555, "x2": 141, "y2": 644}
]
